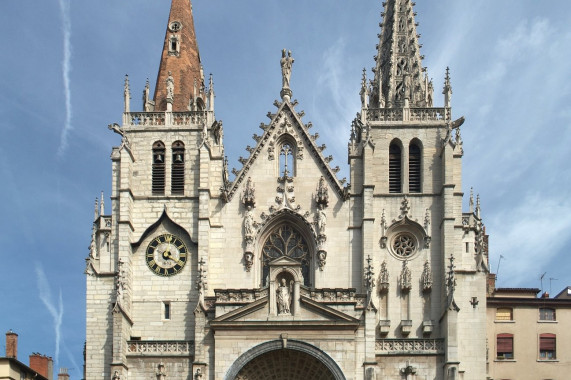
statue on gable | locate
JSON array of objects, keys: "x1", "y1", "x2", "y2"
[{"x1": 280, "y1": 49, "x2": 294, "y2": 89}]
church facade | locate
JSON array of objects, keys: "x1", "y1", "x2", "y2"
[{"x1": 85, "y1": 1, "x2": 489, "y2": 379}]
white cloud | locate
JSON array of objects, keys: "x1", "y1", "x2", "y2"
[
  {"x1": 35, "y1": 263, "x2": 64, "y2": 365},
  {"x1": 489, "y1": 193, "x2": 571, "y2": 287},
  {"x1": 57, "y1": 0, "x2": 73, "y2": 157}
]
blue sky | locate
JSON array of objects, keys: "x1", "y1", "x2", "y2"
[{"x1": 1, "y1": 1, "x2": 570, "y2": 378}]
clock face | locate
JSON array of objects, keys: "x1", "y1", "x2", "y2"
[{"x1": 146, "y1": 234, "x2": 188, "y2": 276}]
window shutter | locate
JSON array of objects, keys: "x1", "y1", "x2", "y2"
[
  {"x1": 497, "y1": 334, "x2": 513, "y2": 352},
  {"x1": 540, "y1": 334, "x2": 556, "y2": 351}
]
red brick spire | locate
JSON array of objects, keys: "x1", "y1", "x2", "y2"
[{"x1": 153, "y1": 0, "x2": 204, "y2": 111}]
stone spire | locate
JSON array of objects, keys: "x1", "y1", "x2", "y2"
[
  {"x1": 370, "y1": 0, "x2": 432, "y2": 108},
  {"x1": 153, "y1": 0, "x2": 205, "y2": 111}
]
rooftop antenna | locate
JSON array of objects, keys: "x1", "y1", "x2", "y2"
[
  {"x1": 495, "y1": 255, "x2": 504, "y2": 283},
  {"x1": 540, "y1": 272, "x2": 546, "y2": 293},
  {"x1": 549, "y1": 278, "x2": 558, "y2": 295}
]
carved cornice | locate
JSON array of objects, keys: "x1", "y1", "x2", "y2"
[
  {"x1": 126, "y1": 340, "x2": 194, "y2": 357},
  {"x1": 375, "y1": 339, "x2": 445, "y2": 355}
]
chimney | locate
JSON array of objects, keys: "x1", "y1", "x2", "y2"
[
  {"x1": 541, "y1": 291, "x2": 550, "y2": 298},
  {"x1": 58, "y1": 368, "x2": 70, "y2": 380},
  {"x1": 29, "y1": 353, "x2": 53, "y2": 380},
  {"x1": 5, "y1": 330, "x2": 18, "y2": 358}
]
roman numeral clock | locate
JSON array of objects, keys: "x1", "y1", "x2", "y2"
[{"x1": 146, "y1": 234, "x2": 188, "y2": 276}]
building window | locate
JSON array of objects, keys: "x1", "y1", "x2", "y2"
[
  {"x1": 279, "y1": 141, "x2": 296, "y2": 177},
  {"x1": 408, "y1": 142, "x2": 421, "y2": 193},
  {"x1": 152, "y1": 141, "x2": 166, "y2": 195},
  {"x1": 539, "y1": 308, "x2": 556, "y2": 321},
  {"x1": 163, "y1": 301, "x2": 171, "y2": 320},
  {"x1": 496, "y1": 333, "x2": 514, "y2": 359},
  {"x1": 261, "y1": 224, "x2": 309, "y2": 286},
  {"x1": 171, "y1": 141, "x2": 185, "y2": 195},
  {"x1": 495, "y1": 308, "x2": 513, "y2": 321},
  {"x1": 539, "y1": 334, "x2": 556, "y2": 359},
  {"x1": 389, "y1": 142, "x2": 402, "y2": 193}
]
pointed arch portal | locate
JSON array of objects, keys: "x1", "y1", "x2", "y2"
[{"x1": 225, "y1": 340, "x2": 345, "y2": 380}]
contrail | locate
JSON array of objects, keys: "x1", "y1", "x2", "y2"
[
  {"x1": 35, "y1": 263, "x2": 64, "y2": 365},
  {"x1": 57, "y1": 0, "x2": 72, "y2": 157}
]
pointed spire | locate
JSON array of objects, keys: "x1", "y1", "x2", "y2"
[
  {"x1": 469, "y1": 187, "x2": 474, "y2": 213},
  {"x1": 371, "y1": 0, "x2": 429, "y2": 108},
  {"x1": 360, "y1": 68, "x2": 369, "y2": 109},
  {"x1": 124, "y1": 75, "x2": 130, "y2": 113},
  {"x1": 207, "y1": 73, "x2": 215, "y2": 112},
  {"x1": 100, "y1": 191, "x2": 105, "y2": 216},
  {"x1": 153, "y1": 0, "x2": 204, "y2": 111},
  {"x1": 94, "y1": 198, "x2": 99, "y2": 221},
  {"x1": 476, "y1": 194, "x2": 481, "y2": 219},
  {"x1": 443, "y1": 67, "x2": 452, "y2": 108}
]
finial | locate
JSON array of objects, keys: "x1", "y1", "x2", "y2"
[
  {"x1": 124, "y1": 74, "x2": 131, "y2": 113},
  {"x1": 94, "y1": 198, "x2": 99, "y2": 220},
  {"x1": 360, "y1": 68, "x2": 369, "y2": 109},
  {"x1": 476, "y1": 194, "x2": 481, "y2": 219},
  {"x1": 100, "y1": 191, "x2": 105, "y2": 215},
  {"x1": 443, "y1": 67, "x2": 452, "y2": 108},
  {"x1": 469, "y1": 188, "x2": 474, "y2": 213},
  {"x1": 143, "y1": 79, "x2": 150, "y2": 111},
  {"x1": 208, "y1": 73, "x2": 215, "y2": 112}
]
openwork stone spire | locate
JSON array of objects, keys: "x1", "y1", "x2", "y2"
[
  {"x1": 153, "y1": 0, "x2": 205, "y2": 111},
  {"x1": 371, "y1": 0, "x2": 432, "y2": 108}
]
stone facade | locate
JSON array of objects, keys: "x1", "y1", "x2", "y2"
[{"x1": 85, "y1": 0, "x2": 490, "y2": 379}]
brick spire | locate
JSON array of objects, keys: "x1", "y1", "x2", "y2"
[
  {"x1": 153, "y1": 0, "x2": 204, "y2": 111},
  {"x1": 370, "y1": 0, "x2": 433, "y2": 108}
]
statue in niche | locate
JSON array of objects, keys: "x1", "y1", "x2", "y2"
[
  {"x1": 244, "y1": 207, "x2": 255, "y2": 237},
  {"x1": 213, "y1": 120, "x2": 223, "y2": 145},
  {"x1": 194, "y1": 368, "x2": 203, "y2": 380},
  {"x1": 280, "y1": 49, "x2": 294, "y2": 89},
  {"x1": 166, "y1": 71, "x2": 174, "y2": 100},
  {"x1": 276, "y1": 277, "x2": 293, "y2": 315},
  {"x1": 317, "y1": 206, "x2": 327, "y2": 235},
  {"x1": 112, "y1": 371, "x2": 121, "y2": 380}
]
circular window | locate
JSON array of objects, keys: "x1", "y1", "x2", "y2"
[
  {"x1": 392, "y1": 233, "x2": 416, "y2": 257},
  {"x1": 169, "y1": 21, "x2": 182, "y2": 32}
]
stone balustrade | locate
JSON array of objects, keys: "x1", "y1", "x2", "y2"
[
  {"x1": 375, "y1": 339, "x2": 445, "y2": 355},
  {"x1": 127, "y1": 340, "x2": 194, "y2": 356}
]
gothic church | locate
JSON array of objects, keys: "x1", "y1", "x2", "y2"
[{"x1": 85, "y1": 0, "x2": 488, "y2": 379}]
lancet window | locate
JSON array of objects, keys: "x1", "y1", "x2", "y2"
[
  {"x1": 389, "y1": 141, "x2": 402, "y2": 193},
  {"x1": 261, "y1": 224, "x2": 310, "y2": 286},
  {"x1": 171, "y1": 141, "x2": 185, "y2": 195},
  {"x1": 279, "y1": 140, "x2": 296, "y2": 177},
  {"x1": 152, "y1": 141, "x2": 166, "y2": 195},
  {"x1": 409, "y1": 141, "x2": 422, "y2": 193}
]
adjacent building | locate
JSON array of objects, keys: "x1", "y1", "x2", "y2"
[
  {"x1": 0, "y1": 330, "x2": 51, "y2": 380},
  {"x1": 486, "y1": 278, "x2": 571, "y2": 380},
  {"x1": 85, "y1": 0, "x2": 498, "y2": 379}
]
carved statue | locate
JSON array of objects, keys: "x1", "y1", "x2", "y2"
[
  {"x1": 276, "y1": 278, "x2": 292, "y2": 315},
  {"x1": 112, "y1": 371, "x2": 121, "y2": 380},
  {"x1": 156, "y1": 362, "x2": 166, "y2": 380},
  {"x1": 213, "y1": 120, "x2": 223, "y2": 145},
  {"x1": 316, "y1": 176, "x2": 329, "y2": 207},
  {"x1": 244, "y1": 207, "x2": 255, "y2": 237},
  {"x1": 194, "y1": 368, "x2": 203, "y2": 380},
  {"x1": 166, "y1": 71, "x2": 175, "y2": 100},
  {"x1": 280, "y1": 49, "x2": 294, "y2": 89},
  {"x1": 400, "y1": 260, "x2": 412, "y2": 291},
  {"x1": 317, "y1": 207, "x2": 327, "y2": 235},
  {"x1": 143, "y1": 79, "x2": 151, "y2": 111},
  {"x1": 243, "y1": 177, "x2": 255, "y2": 207}
]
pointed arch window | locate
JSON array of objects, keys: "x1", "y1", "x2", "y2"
[
  {"x1": 261, "y1": 225, "x2": 310, "y2": 286},
  {"x1": 389, "y1": 142, "x2": 402, "y2": 193},
  {"x1": 278, "y1": 138, "x2": 296, "y2": 177},
  {"x1": 152, "y1": 141, "x2": 166, "y2": 195},
  {"x1": 409, "y1": 141, "x2": 422, "y2": 193},
  {"x1": 171, "y1": 141, "x2": 185, "y2": 195}
]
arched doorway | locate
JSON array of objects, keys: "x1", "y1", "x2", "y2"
[{"x1": 225, "y1": 340, "x2": 345, "y2": 380}]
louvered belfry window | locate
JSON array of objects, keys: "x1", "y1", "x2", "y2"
[
  {"x1": 152, "y1": 141, "x2": 166, "y2": 195},
  {"x1": 389, "y1": 143, "x2": 402, "y2": 193},
  {"x1": 409, "y1": 143, "x2": 421, "y2": 193},
  {"x1": 171, "y1": 141, "x2": 185, "y2": 195}
]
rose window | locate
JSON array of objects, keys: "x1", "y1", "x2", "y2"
[{"x1": 392, "y1": 233, "x2": 416, "y2": 257}]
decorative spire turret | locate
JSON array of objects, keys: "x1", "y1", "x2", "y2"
[
  {"x1": 124, "y1": 75, "x2": 130, "y2": 113},
  {"x1": 370, "y1": 0, "x2": 431, "y2": 108},
  {"x1": 153, "y1": 0, "x2": 205, "y2": 111},
  {"x1": 443, "y1": 67, "x2": 452, "y2": 108}
]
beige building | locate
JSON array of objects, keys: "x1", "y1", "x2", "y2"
[
  {"x1": 0, "y1": 330, "x2": 51, "y2": 380},
  {"x1": 486, "y1": 280, "x2": 571, "y2": 380},
  {"x1": 85, "y1": 0, "x2": 491, "y2": 379}
]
